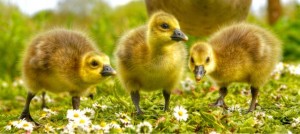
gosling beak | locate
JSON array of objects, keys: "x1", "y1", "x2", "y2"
[
  {"x1": 194, "y1": 65, "x2": 206, "y2": 82},
  {"x1": 100, "y1": 65, "x2": 116, "y2": 76},
  {"x1": 171, "y1": 29, "x2": 188, "y2": 42}
]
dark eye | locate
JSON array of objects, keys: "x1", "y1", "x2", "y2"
[
  {"x1": 190, "y1": 57, "x2": 194, "y2": 63},
  {"x1": 91, "y1": 60, "x2": 99, "y2": 67},
  {"x1": 206, "y1": 57, "x2": 210, "y2": 63},
  {"x1": 161, "y1": 23, "x2": 169, "y2": 29}
]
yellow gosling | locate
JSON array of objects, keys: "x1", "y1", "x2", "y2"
[
  {"x1": 189, "y1": 23, "x2": 281, "y2": 112},
  {"x1": 20, "y1": 28, "x2": 116, "y2": 125},
  {"x1": 115, "y1": 11, "x2": 188, "y2": 114}
]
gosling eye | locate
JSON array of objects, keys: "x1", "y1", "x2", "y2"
[
  {"x1": 206, "y1": 57, "x2": 210, "y2": 63},
  {"x1": 161, "y1": 23, "x2": 169, "y2": 29},
  {"x1": 90, "y1": 60, "x2": 99, "y2": 68},
  {"x1": 190, "y1": 57, "x2": 194, "y2": 64}
]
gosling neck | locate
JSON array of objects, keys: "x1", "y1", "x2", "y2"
[{"x1": 147, "y1": 34, "x2": 175, "y2": 57}]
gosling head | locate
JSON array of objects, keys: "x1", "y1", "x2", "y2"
[
  {"x1": 80, "y1": 52, "x2": 116, "y2": 84},
  {"x1": 189, "y1": 42, "x2": 215, "y2": 82},
  {"x1": 147, "y1": 11, "x2": 188, "y2": 46}
]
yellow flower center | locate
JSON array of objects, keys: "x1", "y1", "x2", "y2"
[
  {"x1": 178, "y1": 111, "x2": 183, "y2": 116},
  {"x1": 41, "y1": 113, "x2": 47, "y2": 117},
  {"x1": 23, "y1": 123, "x2": 29, "y2": 127},
  {"x1": 74, "y1": 113, "x2": 79, "y2": 118},
  {"x1": 80, "y1": 119, "x2": 85, "y2": 124},
  {"x1": 100, "y1": 122, "x2": 106, "y2": 127}
]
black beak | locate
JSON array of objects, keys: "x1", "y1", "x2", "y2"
[
  {"x1": 171, "y1": 29, "x2": 188, "y2": 41},
  {"x1": 100, "y1": 65, "x2": 116, "y2": 76},
  {"x1": 194, "y1": 65, "x2": 206, "y2": 82}
]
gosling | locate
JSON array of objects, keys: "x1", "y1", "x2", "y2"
[
  {"x1": 189, "y1": 23, "x2": 281, "y2": 112},
  {"x1": 20, "y1": 28, "x2": 116, "y2": 125},
  {"x1": 115, "y1": 11, "x2": 188, "y2": 114}
]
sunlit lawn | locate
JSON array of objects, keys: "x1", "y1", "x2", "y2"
[{"x1": 0, "y1": 63, "x2": 299, "y2": 133}]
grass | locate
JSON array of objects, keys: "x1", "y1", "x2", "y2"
[
  {"x1": 0, "y1": 66, "x2": 300, "y2": 133},
  {"x1": 1, "y1": 0, "x2": 300, "y2": 133}
]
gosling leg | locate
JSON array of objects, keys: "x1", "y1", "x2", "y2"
[
  {"x1": 88, "y1": 93, "x2": 94, "y2": 100},
  {"x1": 72, "y1": 96, "x2": 80, "y2": 110},
  {"x1": 210, "y1": 87, "x2": 228, "y2": 109},
  {"x1": 20, "y1": 91, "x2": 39, "y2": 125},
  {"x1": 248, "y1": 86, "x2": 259, "y2": 112},
  {"x1": 41, "y1": 91, "x2": 48, "y2": 109},
  {"x1": 163, "y1": 90, "x2": 170, "y2": 111},
  {"x1": 130, "y1": 91, "x2": 143, "y2": 115}
]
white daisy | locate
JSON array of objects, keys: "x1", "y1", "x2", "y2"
[
  {"x1": 11, "y1": 120, "x2": 20, "y2": 127},
  {"x1": 173, "y1": 105, "x2": 188, "y2": 121},
  {"x1": 255, "y1": 111, "x2": 266, "y2": 119},
  {"x1": 109, "y1": 121, "x2": 121, "y2": 129},
  {"x1": 92, "y1": 102, "x2": 100, "y2": 109},
  {"x1": 136, "y1": 121, "x2": 153, "y2": 134},
  {"x1": 4, "y1": 125, "x2": 12, "y2": 131},
  {"x1": 44, "y1": 124, "x2": 55, "y2": 133},
  {"x1": 39, "y1": 108, "x2": 58, "y2": 120},
  {"x1": 39, "y1": 113, "x2": 49, "y2": 120},
  {"x1": 227, "y1": 104, "x2": 241, "y2": 113},
  {"x1": 279, "y1": 84, "x2": 288, "y2": 90},
  {"x1": 291, "y1": 117, "x2": 300, "y2": 128},
  {"x1": 12, "y1": 79, "x2": 24, "y2": 87},
  {"x1": 120, "y1": 118, "x2": 132, "y2": 125},
  {"x1": 32, "y1": 96, "x2": 41, "y2": 103},
  {"x1": 98, "y1": 121, "x2": 110, "y2": 133},
  {"x1": 291, "y1": 123, "x2": 298, "y2": 128},
  {"x1": 108, "y1": 121, "x2": 122, "y2": 133},
  {"x1": 18, "y1": 119, "x2": 34, "y2": 132},
  {"x1": 67, "y1": 109, "x2": 85, "y2": 121},
  {"x1": 180, "y1": 77, "x2": 195, "y2": 91},
  {"x1": 63, "y1": 122, "x2": 77, "y2": 134},
  {"x1": 80, "y1": 97, "x2": 88, "y2": 101},
  {"x1": 293, "y1": 117, "x2": 300, "y2": 123},
  {"x1": 287, "y1": 64, "x2": 300, "y2": 75},
  {"x1": 43, "y1": 108, "x2": 58, "y2": 115},
  {"x1": 4, "y1": 121, "x2": 14, "y2": 130},
  {"x1": 92, "y1": 103, "x2": 108, "y2": 111},
  {"x1": 267, "y1": 115, "x2": 273, "y2": 119},
  {"x1": 294, "y1": 65, "x2": 300, "y2": 75},
  {"x1": 100, "y1": 105, "x2": 108, "y2": 110},
  {"x1": 82, "y1": 108, "x2": 95, "y2": 118},
  {"x1": 91, "y1": 125, "x2": 101, "y2": 131},
  {"x1": 254, "y1": 117, "x2": 264, "y2": 126},
  {"x1": 73, "y1": 116, "x2": 91, "y2": 128},
  {"x1": 14, "y1": 119, "x2": 27, "y2": 129},
  {"x1": 272, "y1": 62, "x2": 284, "y2": 75},
  {"x1": 209, "y1": 131, "x2": 220, "y2": 134},
  {"x1": 116, "y1": 113, "x2": 131, "y2": 125},
  {"x1": 124, "y1": 124, "x2": 135, "y2": 130},
  {"x1": 288, "y1": 130, "x2": 293, "y2": 134}
]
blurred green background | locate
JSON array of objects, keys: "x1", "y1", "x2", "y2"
[{"x1": 0, "y1": 0, "x2": 300, "y2": 81}]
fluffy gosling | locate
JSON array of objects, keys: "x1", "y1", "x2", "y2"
[
  {"x1": 115, "y1": 11, "x2": 188, "y2": 114},
  {"x1": 20, "y1": 28, "x2": 116, "y2": 125},
  {"x1": 189, "y1": 23, "x2": 281, "y2": 112}
]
